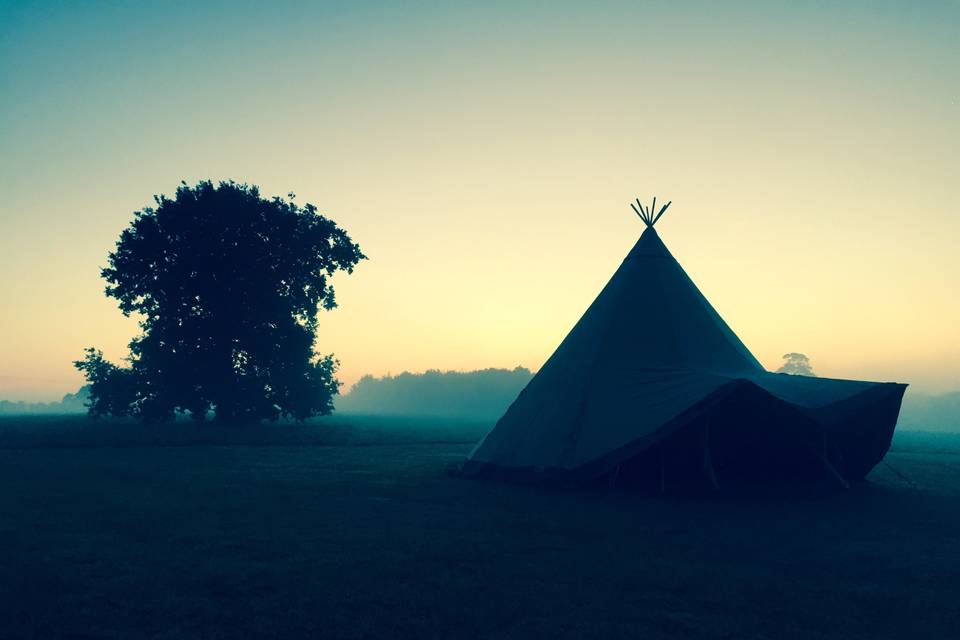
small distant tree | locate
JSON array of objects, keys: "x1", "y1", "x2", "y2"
[
  {"x1": 75, "y1": 180, "x2": 365, "y2": 423},
  {"x1": 776, "y1": 352, "x2": 815, "y2": 377}
]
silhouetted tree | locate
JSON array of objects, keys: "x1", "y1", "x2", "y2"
[
  {"x1": 776, "y1": 352, "x2": 815, "y2": 376},
  {"x1": 75, "y1": 180, "x2": 365, "y2": 423},
  {"x1": 75, "y1": 351, "x2": 138, "y2": 417}
]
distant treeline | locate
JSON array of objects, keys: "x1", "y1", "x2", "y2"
[
  {"x1": 0, "y1": 387, "x2": 89, "y2": 415},
  {"x1": 335, "y1": 367, "x2": 533, "y2": 421}
]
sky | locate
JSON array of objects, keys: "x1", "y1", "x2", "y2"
[{"x1": 1, "y1": 1, "x2": 958, "y2": 401}]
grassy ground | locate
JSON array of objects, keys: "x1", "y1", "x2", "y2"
[{"x1": 0, "y1": 417, "x2": 958, "y2": 639}]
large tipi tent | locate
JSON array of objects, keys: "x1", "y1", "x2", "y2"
[{"x1": 463, "y1": 199, "x2": 906, "y2": 490}]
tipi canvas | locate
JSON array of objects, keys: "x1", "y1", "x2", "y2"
[{"x1": 463, "y1": 200, "x2": 906, "y2": 491}]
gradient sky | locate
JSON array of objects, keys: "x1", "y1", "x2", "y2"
[{"x1": 2, "y1": 1, "x2": 958, "y2": 401}]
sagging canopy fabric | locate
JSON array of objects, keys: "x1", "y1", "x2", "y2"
[{"x1": 464, "y1": 226, "x2": 906, "y2": 488}]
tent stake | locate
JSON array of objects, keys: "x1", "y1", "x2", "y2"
[
  {"x1": 814, "y1": 430, "x2": 849, "y2": 490},
  {"x1": 659, "y1": 447, "x2": 666, "y2": 494},
  {"x1": 703, "y1": 424, "x2": 720, "y2": 490},
  {"x1": 820, "y1": 453, "x2": 850, "y2": 490},
  {"x1": 608, "y1": 464, "x2": 621, "y2": 489}
]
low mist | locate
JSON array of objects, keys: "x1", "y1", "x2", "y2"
[
  {"x1": 335, "y1": 367, "x2": 533, "y2": 422},
  {"x1": 3, "y1": 375, "x2": 958, "y2": 433},
  {"x1": 0, "y1": 387, "x2": 88, "y2": 416},
  {"x1": 898, "y1": 391, "x2": 960, "y2": 432}
]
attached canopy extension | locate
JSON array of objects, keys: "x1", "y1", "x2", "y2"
[{"x1": 463, "y1": 199, "x2": 906, "y2": 491}]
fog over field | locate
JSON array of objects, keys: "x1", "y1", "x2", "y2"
[
  {"x1": 2, "y1": 368, "x2": 957, "y2": 432},
  {"x1": 336, "y1": 367, "x2": 534, "y2": 421},
  {"x1": 896, "y1": 391, "x2": 960, "y2": 432}
]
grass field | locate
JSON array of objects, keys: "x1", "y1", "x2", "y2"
[{"x1": 1, "y1": 416, "x2": 958, "y2": 639}]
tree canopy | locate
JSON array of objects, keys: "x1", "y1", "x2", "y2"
[
  {"x1": 76, "y1": 180, "x2": 366, "y2": 423},
  {"x1": 776, "y1": 352, "x2": 816, "y2": 377}
]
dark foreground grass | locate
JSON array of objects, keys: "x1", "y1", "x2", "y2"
[{"x1": 0, "y1": 418, "x2": 958, "y2": 639}]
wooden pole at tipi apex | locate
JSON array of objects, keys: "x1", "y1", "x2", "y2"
[
  {"x1": 630, "y1": 198, "x2": 651, "y2": 225},
  {"x1": 630, "y1": 195, "x2": 672, "y2": 227},
  {"x1": 652, "y1": 200, "x2": 672, "y2": 226}
]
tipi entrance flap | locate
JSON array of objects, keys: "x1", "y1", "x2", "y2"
[{"x1": 569, "y1": 369, "x2": 732, "y2": 468}]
